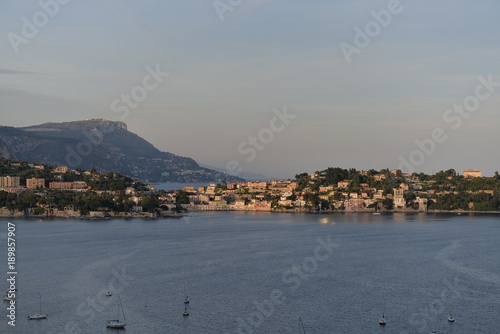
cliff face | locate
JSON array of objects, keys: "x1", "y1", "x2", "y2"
[
  {"x1": 0, "y1": 119, "x2": 242, "y2": 183},
  {"x1": 0, "y1": 141, "x2": 13, "y2": 159}
]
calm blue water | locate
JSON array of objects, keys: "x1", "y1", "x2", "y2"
[{"x1": 1, "y1": 213, "x2": 499, "y2": 334}]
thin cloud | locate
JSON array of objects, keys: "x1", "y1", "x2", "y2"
[{"x1": 0, "y1": 68, "x2": 39, "y2": 75}]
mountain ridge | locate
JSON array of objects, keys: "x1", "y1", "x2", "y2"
[{"x1": 0, "y1": 119, "x2": 243, "y2": 183}]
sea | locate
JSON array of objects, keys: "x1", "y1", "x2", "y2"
[{"x1": 1, "y1": 212, "x2": 499, "y2": 334}]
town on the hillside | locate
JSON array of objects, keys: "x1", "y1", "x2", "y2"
[
  {"x1": 2, "y1": 157, "x2": 500, "y2": 217},
  {"x1": 0, "y1": 158, "x2": 165, "y2": 218},
  {"x1": 181, "y1": 168, "x2": 500, "y2": 213}
]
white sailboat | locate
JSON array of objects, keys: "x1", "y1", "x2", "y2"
[
  {"x1": 379, "y1": 296, "x2": 387, "y2": 325},
  {"x1": 106, "y1": 294, "x2": 127, "y2": 328},
  {"x1": 28, "y1": 293, "x2": 47, "y2": 320}
]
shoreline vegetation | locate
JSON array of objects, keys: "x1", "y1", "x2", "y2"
[
  {"x1": 0, "y1": 208, "x2": 183, "y2": 219},
  {"x1": 2, "y1": 209, "x2": 500, "y2": 219},
  {"x1": 2, "y1": 158, "x2": 500, "y2": 219}
]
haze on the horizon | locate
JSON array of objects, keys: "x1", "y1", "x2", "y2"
[{"x1": 1, "y1": 0, "x2": 499, "y2": 179}]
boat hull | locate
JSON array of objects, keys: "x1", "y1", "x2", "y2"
[
  {"x1": 28, "y1": 314, "x2": 47, "y2": 320},
  {"x1": 106, "y1": 321, "x2": 126, "y2": 328}
]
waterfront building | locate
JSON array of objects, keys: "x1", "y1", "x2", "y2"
[{"x1": 394, "y1": 188, "x2": 405, "y2": 209}]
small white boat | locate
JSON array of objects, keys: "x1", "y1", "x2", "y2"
[
  {"x1": 28, "y1": 293, "x2": 47, "y2": 320},
  {"x1": 28, "y1": 313, "x2": 47, "y2": 320},
  {"x1": 182, "y1": 306, "x2": 189, "y2": 316},
  {"x1": 3, "y1": 295, "x2": 15, "y2": 302},
  {"x1": 429, "y1": 331, "x2": 439, "y2": 334},
  {"x1": 106, "y1": 294, "x2": 126, "y2": 328},
  {"x1": 106, "y1": 291, "x2": 112, "y2": 296},
  {"x1": 448, "y1": 314, "x2": 455, "y2": 322}
]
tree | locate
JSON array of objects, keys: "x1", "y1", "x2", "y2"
[
  {"x1": 295, "y1": 173, "x2": 311, "y2": 190},
  {"x1": 323, "y1": 167, "x2": 348, "y2": 186},
  {"x1": 382, "y1": 198, "x2": 394, "y2": 210},
  {"x1": 304, "y1": 193, "x2": 319, "y2": 206},
  {"x1": 176, "y1": 190, "x2": 189, "y2": 205},
  {"x1": 141, "y1": 195, "x2": 160, "y2": 213},
  {"x1": 404, "y1": 191, "x2": 417, "y2": 206},
  {"x1": 332, "y1": 192, "x2": 343, "y2": 201},
  {"x1": 382, "y1": 185, "x2": 393, "y2": 196},
  {"x1": 319, "y1": 199, "x2": 330, "y2": 210}
]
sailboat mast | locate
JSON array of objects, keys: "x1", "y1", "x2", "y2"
[
  {"x1": 382, "y1": 296, "x2": 386, "y2": 317},
  {"x1": 119, "y1": 294, "x2": 126, "y2": 322},
  {"x1": 298, "y1": 316, "x2": 306, "y2": 334}
]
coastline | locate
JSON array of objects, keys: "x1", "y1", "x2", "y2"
[
  {"x1": 3, "y1": 209, "x2": 499, "y2": 220},
  {"x1": 186, "y1": 205, "x2": 500, "y2": 215},
  {"x1": 0, "y1": 208, "x2": 184, "y2": 219}
]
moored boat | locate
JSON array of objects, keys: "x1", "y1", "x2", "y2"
[
  {"x1": 28, "y1": 293, "x2": 47, "y2": 320},
  {"x1": 106, "y1": 294, "x2": 127, "y2": 328}
]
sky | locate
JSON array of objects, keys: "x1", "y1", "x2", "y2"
[{"x1": 1, "y1": 0, "x2": 500, "y2": 179}]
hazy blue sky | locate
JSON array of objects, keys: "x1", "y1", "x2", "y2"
[{"x1": 1, "y1": 0, "x2": 499, "y2": 179}]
